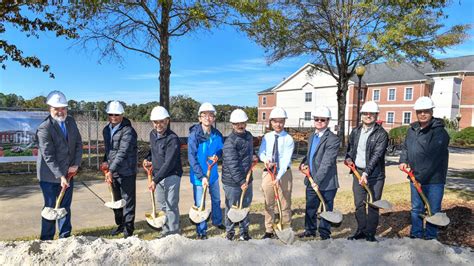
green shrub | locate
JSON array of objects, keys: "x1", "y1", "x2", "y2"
[
  {"x1": 389, "y1": 126, "x2": 409, "y2": 143},
  {"x1": 452, "y1": 127, "x2": 474, "y2": 145}
]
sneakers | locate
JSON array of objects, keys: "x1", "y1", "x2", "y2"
[
  {"x1": 347, "y1": 231, "x2": 366, "y2": 240},
  {"x1": 226, "y1": 232, "x2": 235, "y2": 241},
  {"x1": 110, "y1": 226, "x2": 123, "y2": 236},
  {"x1": 261, "y1": 232, "x2": 274, "y2": 239},
  {"x1": 239, "y1": 232, "x2": 251, "y2": 241},
  {"x1": 298, "y1": 231, "x2": 316, "y2": 239}
]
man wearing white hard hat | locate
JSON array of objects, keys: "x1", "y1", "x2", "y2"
[
  {"x1": 188, "y1": 102, "x2": 224, "y2": 239},
  {"x1": 299, "y1": 106, "x2": 340, "y2": 240},
  {"x1": 36, "y1": 90, "x2": 82, "y2": 240},
  {"x1": 399, "y1": 96, "x2": 449, "y2": 240},
  {"x1": 222, "y1": 109, "x2": 255, "y2": 241},
  {"x1": 102, "y1": 101, "x2": 138, "y2": 238},
  {"x1": 144, "y1": 106, "x2": 183, "y2": 236},
  {"x1": 258, "y1": 106, "x2": 295, "y2": 239},
  {"x1": 345, "y1": 101, "x2": 388, "y2": 242}
]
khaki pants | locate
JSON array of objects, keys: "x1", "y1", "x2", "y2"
[{"x1": 261, "y1": 170, "x2": 293, "y2": 233}]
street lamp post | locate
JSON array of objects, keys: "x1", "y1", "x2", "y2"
[
  {"x1": 456, "y1": 112, "x2": 462, "y2": 131},
  {"x1": 355, "y1": 65, "x2": 366, "y2": 127}
]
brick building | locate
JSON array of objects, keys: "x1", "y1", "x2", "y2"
[{"x1": 257, "y1": 55, "x2": 474, "y2": 133}]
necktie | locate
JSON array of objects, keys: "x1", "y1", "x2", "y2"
[
  {"x1": 272, "y1": 134, "x2": 279, "y2": 166},
  {"x1": 60, "y1": 122, "x2": 67, "y2": 139},
  {"x1": 309, "y1": 134, "x2": 320, "y2": 173}
]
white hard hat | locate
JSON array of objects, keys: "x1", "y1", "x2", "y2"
[
  {"x1": 198, "y1": 102, "x2": 216, "y2": 115},
  {"x1": 150, "y1": 106, "x2": 170, "y2": 121},
  {"x1": 229, "y1": 109, "x2": 248, "y2": 123},
  {"x1": 360, "y1": 101, "x2": 380, "y2": 113},
  {"x1": 313, "y1": 106, "x2": 331, "y2": 118},
  {"x1": 414, "y1": 96, "x2": 435, "y2": 110},
  {"x1": 106, "y1": 101, "x2": 124, "y2": 114},
  {"x1": 46, "y1": 90, "x2": 68, "y2": 108},
  {"x1": 269, "y1": 107, "x2": 288, "y2": 119}
]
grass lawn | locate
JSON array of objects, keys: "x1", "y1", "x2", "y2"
[{"x1": 10, "y1": 183, "x2": 473, "y2": 248}]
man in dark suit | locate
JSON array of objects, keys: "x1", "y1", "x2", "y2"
[
  {"x1": 299, "y1": 106, "x2": 340, "y2": 240},
  {"x1": 102, "y1": 100, "x2": 138, "y2": 238},
  {"x1": 36, "y1": 90, "x2": 83, "y2": 240}
]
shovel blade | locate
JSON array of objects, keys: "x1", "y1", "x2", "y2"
[
  {"x1": 370, "y1": 200, "x2": 393, "y2": 210},
  {"x1": 41, "y1": 207, "x2": 67, "y2": 221},
  {"x1": 426, "y1": 212, "x2": 450, "y2": 227},
  {"x1": 189, "y1": 206, "x2": 211, "y2": 224},
  {"x1": 274, "y1": 226, "x2": 295, "y2": 245},
  {"x1": 104, "y1": 199, "x2": 126, "y2": 209},
  {"x1": 320, "y1": 209, "x2": 343, "y2": 224},
  {"x1": 145, "y1": 211, "x2": 167, "y2": 229},
  {"x1": 228, "y1": 207, "x2": 250, "y2": 223}
]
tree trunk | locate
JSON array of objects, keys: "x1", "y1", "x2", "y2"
[
  {"x1": 159, "y1": 2, "x2": 171, "y2": 110},
  {"x1": 336, "y1": 78, "x2": 350, "y2": 148}
]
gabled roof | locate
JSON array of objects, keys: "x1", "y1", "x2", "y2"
[
  {"x1": 361, "y1": 62, "x2": 429, "y2": 85},
  {"x1": 417, "y1": 55, "x2": 474, "y2": 74},
  {"x1": 257, "y1": 87, "x2": 275, "y2": 95}
]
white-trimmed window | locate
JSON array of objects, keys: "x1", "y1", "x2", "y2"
[
  {"x1": 388, "y1": 88, "x2": 396, "y2": 101},
  {"x1": 386, "y1": 112, "x2": 395, "y2": 124},
  {"x1": 304, "y1": 112, "x2": 311, "y2": 121},
  {"x1": 403, "y1": 111, "x2": 411, "y2": 124},
  {"x1": 262, "y1": 112, "x2": 266, "y2": 121},
  {"x1": 305, "y1": 92, "x2": 312, "y2": 102},
  {"x1": 262, "y1": 96, "x2": 267, "y2": 105},
  {"x1": 404, "y1": 87, "x2": 413, "y2": 101},
  {"x1": 372, "y1": 89, "x2": 380, "y2": 102}
]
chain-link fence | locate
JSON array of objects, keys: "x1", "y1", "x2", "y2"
[{"x1": 1, "y1": 107, "x2": 407, "y2": 174}]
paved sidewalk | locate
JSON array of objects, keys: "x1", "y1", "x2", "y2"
[{"x1": 0, "y1": 151, "x2": 472, "y2": 240}]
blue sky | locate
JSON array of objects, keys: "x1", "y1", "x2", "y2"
[{"x1": 1, "y1": 2, "x2": 473, "y2": 107}]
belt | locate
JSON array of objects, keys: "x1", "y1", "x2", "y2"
[{"x1": 263, "y1": 167, "x2": 290, "y2": 172}]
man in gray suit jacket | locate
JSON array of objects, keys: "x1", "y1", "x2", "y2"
[
  {"x1": 299, "y1": 106, "x2": 340, "y2": 240},
  {"x1": 36, "y1": 91, "x2": 82, "y2": 240}
]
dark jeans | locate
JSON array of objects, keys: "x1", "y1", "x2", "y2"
[
  {"x1": 40, "y1": 180, "x2": 74, "y2": 240},
  {"x1": 304, "y1": 186, "x2": 337, "y2": 238},
  {"x1": 223, "y1": 184, "x2": 253, "y2": 235},
  {"x1": 410, "y1": 183, "x2": 444, "y2": 239},
  {"x1": 111, "y1": 174, "x2": 136, "y2": 234},
  {"x1": 352, "y1": 176, "x2": 384, "y2": 235}
]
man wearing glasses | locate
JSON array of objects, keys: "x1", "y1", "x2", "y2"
[
  {"x1": 188, "y1": 102, "x2": 224, "y2": 239},
  {"x1": 102, "y1": 100, "x2": 138, "y2": 238},
  {"x1": 299, "y1": 106, "x2": 340, "y2": 240},
  {"x1": 345, "y1": 101, "x2": 388, "y2": 242},
  {"x1": 399, "y1": 97, "x2": 449, "y2": 240},
  {"x1": 258, "y1": 107, "x2": 295, "y2": 239}
]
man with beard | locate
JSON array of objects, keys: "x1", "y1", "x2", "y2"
[{"x1": 36, "y1": 91, "x2": 83, "y2": 240}]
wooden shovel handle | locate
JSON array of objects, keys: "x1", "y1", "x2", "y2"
[
  {"x1": 344, "y1": 161, "x2": 374, "y2": 203},
  {"x1": 299, "y1": 166, "x2": 327, "y2": 212},
  {"x1": 400, "y1": 167, "x2": 432, "y2": 216},
  {"x1": 238, "y1": 158, "x2": 259, "y2": 208},
  {"x1": 54, "y1": 171, "x2": 76, "y2": 209}
]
